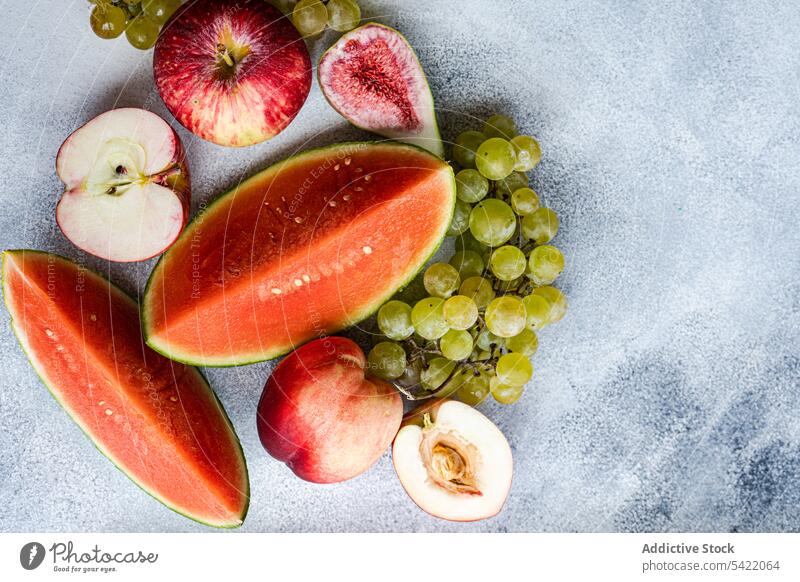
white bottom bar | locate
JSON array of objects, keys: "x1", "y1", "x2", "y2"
[{"x1": 1, "y1": 533, "x2": 798, "y2": 581}]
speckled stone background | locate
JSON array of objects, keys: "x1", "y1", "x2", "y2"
[{"x1": 2, "y1": 0, "x2": 799, "y2": 533}]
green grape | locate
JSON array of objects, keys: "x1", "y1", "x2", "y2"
[
  {"x1": 469, "y1": 198, "x2": 516, "y2": 246},
  {"x1": 475, "y1": 137, "x2": 516, "y2": 180},
  {"x1": 447, "y1": 200, "x2": 472, "y2": 236},
  {"x1": 489, "y1": 245, "x2": 527, "y2": 281},
  {"x1": 483, "y1": 114, "x2": 518, "y2": 140},
  {"x1": 511, "y1": 187, "x2": 540, "y2": 215},
  {"x1": 421, "y1": 357, "x2": 457, "y2": 391},
  {"x1": 458, "y1": 276, "x2": 495, "y2": 309},
  {"x1": 443, "y1": 295, "x2": 479, "y2": 330},
  {"x1": 423, "y1": 263, "x2": 460, "y2": 298},
  {"x1": 511, "y1": 135, "x2": 542, "y2": 172},
  {"x1": 455, "y1": 230, "x2": 487, "y2": 255},
  {"x1": 396, "y1": 357, "x2": 423, "y2": 391},
  {"x1": 532, "y1": 286, "x2": 568, "y2": 323},
  {"x1": 453, "y1": 130, "x2": 486, "y2": 168},
  {"x1": 455, "y1": 169, "x2": 489, "y2": 203},
  {"x1": 476, "y1": 328, "x2": 503, "y2": 351},
  {"x1": 495, "y1": 276, "x2": 524, "y2": 292},
  {"x1": 506, "y1": 328, "x2": 539, "y2": 356},
  {"x1": 377, "y1": 300, "x2": 414, "y2": 340},
  {"x1": 485, "y1": 295, "x2": 526, "y2": 338},
  {"x1": 522, "y1": 294, "x2": 550, "y2": 330},
  {"x1": 496, "y1": 352, "x2": 533, "y2": 386},
  {"x1": 411, "y1": 297, "x2": 449, "y2": 340},
  {"x1": 292, "y1": 0, "x2": 327, "y2": 36},
  {"x1": 440, "y1": 329, "x2": 473, "y2": 361},
  {"x1": 490, "y1": 376, "x2": 525, "y2": 404},
  {"x1": 367, "y1": 341, "x2": 407, "y2": 380},
  {"x1": 326, "y1": 0, "x2": 360, "y2": 32},
  {"x1": 528, "y1": 245, "x2": 565, "y2": 285},
  {"x1": 449, "y1": 250, "x2": 484, "y2": 279},
  {"x1": 142, "y1": 0, "x2": 181, "y2": 25},
  {"x1": 125, "y1": 16, "x2": 159, "y2": 50},
  {"x1": 270, "y1": 0, "x2": 298, "y2": 14},
  {"x1": 494, "y1": 171, "x2": 528, "y2": 197},
  {"x1": 521, "y1": 207, "x2": 559, "y2": 244},
  {"x1": 90, "y1": 5, "x2": 127, "y2": 39},
  {"x1": 122, "y1": 1, "x2": 143, "y2": 20},
  {"x1": 432, "y1": 366, "x2": 467, "y2": 398},
  {"x1": 456, "y1": 369, "x2": 492, "y2": 405}
]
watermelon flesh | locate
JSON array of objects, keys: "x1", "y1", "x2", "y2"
[
  {"x1": 2, "y1": 251, "x2": 249, "y2": 527},
  {"x1": 143, "y1": 142, "x2": 455, "y2": 366}
]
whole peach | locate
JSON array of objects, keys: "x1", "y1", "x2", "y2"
[{"x1": 257, "y1": 337, "x2": 402, "y2": 483}]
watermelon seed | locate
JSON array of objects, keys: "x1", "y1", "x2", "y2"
[
  {"x1": 293, "y1": 279, "x2": 303, "y2": 287},
  {"x1": 105, "y1": 409, "x2": 113, "y2": 416},
  {"x1": 271, "y1": 288, "x2": 282, "y2": 295},
  {"x1": 344, "y1": 157, "x2": 352, "y2": 166},
  {"x1": 363, "y1": 246, "x2": 373, "y2": 255}
]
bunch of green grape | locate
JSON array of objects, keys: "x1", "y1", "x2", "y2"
[
  {"x1": 368, "y1": 114, "x2": 567, "y2": 406},
  {"x1": 87, "y1": 0, "x2": 182, "y2": 50},
  {"x1": 289, "y1": 0, "x2": 361, "y2": 37}
]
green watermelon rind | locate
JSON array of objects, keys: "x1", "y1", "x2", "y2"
[
  {"x1": 1, "y1": 250, "x2": 250, "y2": 529},
  {"x1": 141, "y1": 141, "x2": 456, "y2": 367},
  {"x1": 318, "y1": 23, "x2": 445, "y2": 158}
]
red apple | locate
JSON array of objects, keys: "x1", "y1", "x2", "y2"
[
  {"x1": 257, "y1": 337, "x2": 403, "y2": 484},
  {"x1": 154, "y1": 0, "x2": 312, "y2": 147},
  {"x1": 55, "y1": 108, "x2": 190, "y2": 262}
]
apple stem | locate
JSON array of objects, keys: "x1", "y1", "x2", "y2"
[
  {"x1": 216, "y1": 40, "x2": 251, "y2": 73},
  {"x1": 221, "y1": 50, "x2": 235, "y2": 68}
]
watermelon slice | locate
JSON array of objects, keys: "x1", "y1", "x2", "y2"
[
  {"x1": 142, "y1": 142, "x2": 455, "y2": 366},
  {"x1": 2, "y1": 250, "x2": 249, "y2": 527}
]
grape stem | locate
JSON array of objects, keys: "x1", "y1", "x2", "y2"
[{"x1": 390, "y1": 334, "x2": 499, "y2": 401}]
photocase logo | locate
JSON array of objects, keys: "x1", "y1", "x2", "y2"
[{"x1": 19, "y1": 542, "x2": 46, "y2": 570}]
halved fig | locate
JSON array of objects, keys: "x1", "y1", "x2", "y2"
[
  {"x1": 318, "y1": 23, "x2": 444, "y2": 157},
  {"x1": 393, "y1": 400, "x2": 513, "y2": 522},
  {"x1": 55, "y1": 108, "x2": 189, "y2": 262}
]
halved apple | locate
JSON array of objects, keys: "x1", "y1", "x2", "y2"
[
  {"x1": 393, "y1": 400, "x2": 513, "y2": 522},
  {"x1": 55, "y1": 108, "x2": 190, "y2": 262}
]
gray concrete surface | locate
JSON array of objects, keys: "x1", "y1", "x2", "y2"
[{"x1": 1, "y1": 0, "x2": 799, "y2": 532}]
